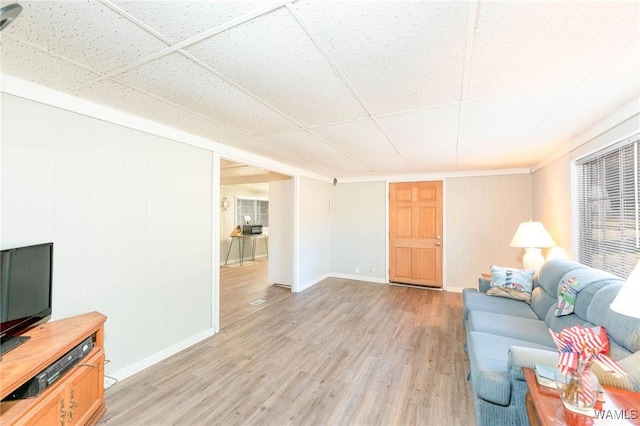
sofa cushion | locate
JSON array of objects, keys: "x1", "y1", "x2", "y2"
[
  {"x1": 587, "y1": 284, "x2": 640, "y2": 353},
  {"x1": 537, "y1": 259, "x2": 589, "y2": 297},
  {"x1": 555, "y1": 269, "x2": 622, "y2": 317},
  {"x1": 463, "y1": 288, "x2": 538, "y2": 321},
  {"x1": 572, "y1": 279, "x2": 617, "y2": 319},
  {"x1": 467, "y1": 331, "x2": 555, "y2": 406},
  {"x1": 530, "y1": 286, "x2": 556, "y2": 320},
  {"x1": 544, "y1": 308, "x2": 585, "y2": 333},
  {"x1": 467, "y1": 311, "x2": 556, "y2": 347},
  {"x1": 488, "y1": 265, "x2": 535, "y2": 302}
]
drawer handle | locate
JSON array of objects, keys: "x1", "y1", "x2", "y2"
[
  {"x1": 69, "y1": 390, "x2": 78, "y2": 423},
  {"x1": 60, "y1": 399, "x2": 67, "y2": 426}
]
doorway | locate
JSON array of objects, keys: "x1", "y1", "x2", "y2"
[
  {"x1": 389, "y1": 181, "x2": 443, "y2": 288},
  {"x1": 218, "y1": 159, "x2": 293, "y2": 329}
]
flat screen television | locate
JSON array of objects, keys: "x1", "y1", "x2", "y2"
[{"x1": 0, "y1": 242, "x2": 53, "y2": 356}]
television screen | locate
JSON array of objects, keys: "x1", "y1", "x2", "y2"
[{"x1": 0, "y1": 243, "x2": 53, "y2": 348}]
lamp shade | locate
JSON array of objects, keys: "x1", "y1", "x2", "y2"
[
  {"x1": 610, "y1": 261, "x2": 640, "y2": 319},
  {"x1": 509, "y1": 221, "x2": 556, "y2": 248}
]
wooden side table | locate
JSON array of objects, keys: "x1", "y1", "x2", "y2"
[{"x1": 524, "y1": 368, "x2": 640, "y2": 425}]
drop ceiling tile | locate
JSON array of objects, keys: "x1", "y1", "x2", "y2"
[
  {"x1": 259, "y1": 130, "x2": 343, "y2": 161},
  {"x1": 310, "y1": 119, "x2": 408, "y2": 173},
  {"x1": 0, "y1": 36, "x2": 99, "y2": 90},
  {"x1": 458, "y1": 87, "x2": 570, "y2": 149},
  {"x1": 588, "y1": 39, "x2": 639, "y2": 81},
  {"x1": 114, "y1": 52, "x2": 299, "y2": 135},
  {"x1": 3, "y1": 1, "x2": 168, "y2": 73},
  {"x1": 376, "y1": 105, "x2": 460, "y2": 153},
  {"x1": 186, "y1": 7, "x2": 367, "y2": 126},
  {"x1": 292, "y1": 1, "x2": 469, "y2": 115},
  {"x1": 74, "y1": 78, "x2": 298, "y2": 160},
  {"x1": 468, "y1": 1, "x2": 639, "y2": 101},
  {"x1": 405, "y1": 149, "x2": 459, "y2": 173},
  {"x1": 532, "y1": 75, "x2": 640, "y2": 149},
  {"x1": 111, "y1": 1, "x2": 263, "y2": 43},
  {"x1": 456, "y1": 144, "x2": 544, "y2": 171},
  {"x1": 310, "y1": 155, "x2": 372, "y2": 176},
  {"x1": 258, "y1": 130, "x2": 371, "y2": 174},
  {"x1": 72, "y1": 78, "x2": 229, "y2": 141}
]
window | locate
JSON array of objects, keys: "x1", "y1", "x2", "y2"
[
  {"x1": 576, "y1": 134, "x2": 640, "y2": 278},
  {"x1": 236, "y1": 197, "x2": 269, "y2": 227}
]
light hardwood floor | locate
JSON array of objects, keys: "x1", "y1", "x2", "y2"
[
  {"x1": 99, "y1": 278, "x2": 475, "y2": 426},
  {"x1": 220, "y1": 258, "x2": 290, "y2": 329}
]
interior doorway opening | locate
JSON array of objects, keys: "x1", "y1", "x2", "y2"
[{"x1": 218, "y1": 159, "x2": 293, "y2": 329}]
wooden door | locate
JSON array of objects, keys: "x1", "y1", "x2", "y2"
[{"x1": 389, "y1": 181, "x2": 443, "y2": 287}]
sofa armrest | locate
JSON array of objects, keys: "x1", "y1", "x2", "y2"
[
  {"x1": 478, "y1": 276, "x2": 491, "y2": 293},
  {"x1": 507, "y1": 346, "x2": 558, "y2": 381}
]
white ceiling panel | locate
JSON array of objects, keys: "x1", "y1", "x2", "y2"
[
  {"x1": 310, "y1": 119, "x2": 409, "y2": 173},
  {"x1": 376, "y1": 105, "x2": 460, "y2": 153},
  {"x1": 588, "y1": 39, "x2": 639, "y2": 81},
  {"x1": 2, "y1": 1, "x2": 638, "y2": 180},
  {"x1": 0, "y1": 35, "x2": 99, "y2": 90},
  {"x1": 258, "y1": 129, "x2": 371, "y2": 174},
  {"x1": 2, "y1": 1, "x2": 168, "y2": 73},
  {"x1": 259, "y1": 130, "x2": 345, "y2": 161},
  {"x1": 115, "y1": 52, "x2": 299, "y2": 135},
  {"x1": 532, "y1": 74, "x2": 640, "y2": 150},
  {"x1": 404, "y1": 149, "x2": 459, "y2": 173},
  {"x1": 111, "y1": 1, "x2": 263, "y2": 43},
  {"x1": 458, "y1": 87, "x2": 570, "y2": 150},
  {"x1": 185, "y1": 7, "x2": 367, "y2": 127},
  {"x1": 457, "y1": 144, "x2": 550, "y2": 171},
  {"x1": 293, "y1": 1, "x2": 470, "y2": 115},
  {"x1": 72, "y1": 78, "x2": 237, "y2": 142},
  {"x1": 468, "y1": 1, "x2": 639, "y2": 102}
]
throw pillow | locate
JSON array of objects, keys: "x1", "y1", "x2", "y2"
[
  {"x1": 487, "y1": 265, "x2": 535, "y2": 303},
  {"x1": 555, "y1": 275, "x2": 579, "y2": 316}
]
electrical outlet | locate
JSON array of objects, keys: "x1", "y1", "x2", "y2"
[
  {"x1": 355, "y1": 267, "x2": 360, "y2": 273},
  {"x1": 104, "y1": 376, "x2": 117, "y2": 389}
]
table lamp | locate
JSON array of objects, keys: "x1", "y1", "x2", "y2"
[
  {"x1": 610, "y1": 260, "x2": 640, "y2": 319},
  {"x1": 510, "y1": 221, "x2": 556, "y2": 272}
]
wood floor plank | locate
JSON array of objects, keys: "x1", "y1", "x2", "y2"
[
  {"x1": 99, "y1": 278, "x2": 475, "y2": 425},
  {"x1": 220, "y1": 258, "x2": 290, "y2": 329}
]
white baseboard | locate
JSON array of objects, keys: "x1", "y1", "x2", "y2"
[
  {"x1": 443, "y1": 286, "x2": 466, "y2": 293},
  {"x1": 296, "y1": 273, "x2": 330, "y2": 292},
  {"x1": 105, "y1": 328, "x2": 216, "y2": 387},
  {"x1": 329, "y1": 273, "x2": 386, "y2": 284},
  {"x1": 219, "y1": 254, "x2": 268, "y2": 266}
]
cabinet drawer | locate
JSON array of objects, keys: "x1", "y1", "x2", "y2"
[
  {"x1": 14, "y1": 349, "x2": 104, "y2": 426},
  {"x1": 65, "y1": 349, "x2": 105, "y2": 425}
]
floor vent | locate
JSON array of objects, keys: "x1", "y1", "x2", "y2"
[{"x1": 249, "y1": 299, "x2": 266, "y2": 306}]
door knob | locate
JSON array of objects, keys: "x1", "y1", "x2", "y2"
[{"x1": 435, "y1": 241, "x2": 441, "y2": 246}]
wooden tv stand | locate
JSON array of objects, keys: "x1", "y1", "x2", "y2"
[{"x1": 0, "y1": 312, "x2": 107, "y2": 425}]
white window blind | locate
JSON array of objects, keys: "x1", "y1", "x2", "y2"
[
  {"x1": 236, "y1": 198, "x2": 269, "y2": 227},
  {"x1": 576, "y1": 134, "x2": 640, "y2": 278}
]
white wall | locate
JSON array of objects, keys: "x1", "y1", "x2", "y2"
[
  {"x1": 268, "y1": 176, "x2": 294, "y2": 286},
  {"x1": 445, "y1": 174, "x2": 533, "y2": 290},
  {"x1": 1, "y1": 94, "x2": 213, "y2": 378},
  {"x1": 296, "y1": 176, "x2": 331, "y2": 291},
  {"x1": 328, "y1": 176, "x2": 533, "y2": 291},
  {"x1": 330, "y1": 181, "x2": 387, "y2": 283},
  {"x1": 532, "y1": 154, "x2": 573, "y2": 257}
]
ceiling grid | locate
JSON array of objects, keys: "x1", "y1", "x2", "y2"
[{"x1": 1, "y1": 0, "x2": 637, "y2": 179}]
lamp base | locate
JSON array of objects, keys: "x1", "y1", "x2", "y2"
[{"x1": 522, "y1": 248, "x2": 544, "y2": 273}]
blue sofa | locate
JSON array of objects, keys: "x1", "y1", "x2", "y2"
[{"x1": 462, "y1": 258, "x2": 640, "y2": 426}]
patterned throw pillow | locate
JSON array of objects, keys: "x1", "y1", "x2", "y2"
[
  {"x1": 556, "y1": 275, "x2": 578, "y2": 316},
  {"x1": 487, "y1": 265, "x2": 535, "y2": 303}
]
